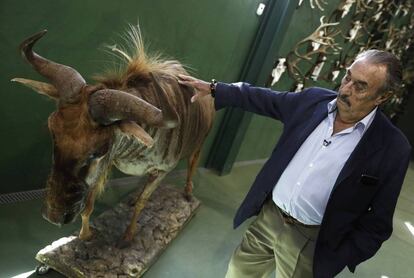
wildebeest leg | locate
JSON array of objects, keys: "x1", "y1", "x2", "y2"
[
  {"x1": 79, "y1": 188, "x2": 98, "y2": 240},
  {"x1": 118, "y1": 169, "x2": 166, "y2": 248},
  {"x1": 185, "y1": 147, "x2": 202, "y2": 200}
]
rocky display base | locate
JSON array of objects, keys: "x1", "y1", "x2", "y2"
[{"x1": 35, "y1": 184, "x2": 200, "y2": 278}]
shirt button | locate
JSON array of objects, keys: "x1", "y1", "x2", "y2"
[
  {"x1": 297, "y1": 182, "x2": 301, "y2": 185},
  {"x1": 309, "y1": 163, "x2": 313, "y2": 167}
]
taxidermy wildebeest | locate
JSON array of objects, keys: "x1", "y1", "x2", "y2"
[{"x1": 12, "y1": 26, "x2": 215, "y2": 247}]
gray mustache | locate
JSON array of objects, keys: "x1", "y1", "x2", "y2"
[{"x1": 339, "y1": 95, "x2": 351, "y2": 106}]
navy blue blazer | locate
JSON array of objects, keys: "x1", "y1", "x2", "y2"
[{"x1": 215, "y1": 82, "x2": 412, "y2": 277}]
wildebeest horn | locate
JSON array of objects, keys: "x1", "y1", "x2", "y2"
[
  {"x1": 88, "y1": 89, "x2": 176, "y2": 128},
  {"x1": 11, "y1": 78, "x2": 59, "y2": 99},
  {"x1": 19, "y1": 30, "x2": 86, "y2": 104}
]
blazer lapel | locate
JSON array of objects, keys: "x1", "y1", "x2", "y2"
[
  {"x1": 296, "y1": 100, "x2": 330, "y2": 148},
  {"x1": 332, "y1": 111, "x2": 384, "y2": 191}
]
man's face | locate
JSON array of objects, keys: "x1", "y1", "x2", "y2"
[{"x1": 337, "y1": 57, "x2": 388, "y2": 122}]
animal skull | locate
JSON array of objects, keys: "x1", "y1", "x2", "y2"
[{"x1": 271, "y1": 58, "x2": 287, "y2": 86}]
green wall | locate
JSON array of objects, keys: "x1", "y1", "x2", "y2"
[{"x1": 0, "y1": 0, "x2": 264, "y2": 193}]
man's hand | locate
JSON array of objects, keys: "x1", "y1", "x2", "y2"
[{"x1": 178, "y1": 74, "x2": 212, "y2": 103}]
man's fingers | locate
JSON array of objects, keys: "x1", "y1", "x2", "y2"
[
  {"x1": 177, "y1": 74, "x2": 211, "y2": 102},
  {"x1": 177, "y1": 74, "x2": 196, "y2": 87},
  {"x1": 191, "y1": 93, "x2": 208, "y2": 103},
  {"x1": 178, "y1": 74, "x2": 194, "y2": 81},
  {"x1": 177, "y1": 80, "x2": 193, "y2": 88}
]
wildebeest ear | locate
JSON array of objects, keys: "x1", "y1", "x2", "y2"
[
  {"x1": 119, "y1": 121, "x2": 154, "y2": 148},
  {"x1": 11, "y1": 77, "x2": 59, "y2": 99}
]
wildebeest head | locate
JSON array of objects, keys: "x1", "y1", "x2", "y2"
[{"x1": 13, "y1": 30, "x2": 177, "y2": 225}]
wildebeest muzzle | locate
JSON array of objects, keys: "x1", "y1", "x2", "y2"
[{"x1": 42, "y1": 180, "x2": 88, "y2": 226}]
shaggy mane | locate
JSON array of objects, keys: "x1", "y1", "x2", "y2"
[{"x1": 93, "y1": 25, "x2": 187, "y2": 89}]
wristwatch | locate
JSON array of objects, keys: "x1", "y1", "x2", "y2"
[{"x1": 210, "y1": 79, "x2": 217, "y2": 98}]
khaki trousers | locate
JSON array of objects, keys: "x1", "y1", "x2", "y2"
[{"x1": 226, "y1": 200, "x2": 320, "y2": 278}]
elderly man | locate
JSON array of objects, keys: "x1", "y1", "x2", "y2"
[{"x1": 179, "y1": 50, "x2": 411, "y2": 277}]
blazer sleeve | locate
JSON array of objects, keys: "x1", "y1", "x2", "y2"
[
  {"x1": 334, "y1": 144, "x2": 412, "y2": 273},
  {"x1": 214, "y1": 82, "x2": 304, "y2": 124}
]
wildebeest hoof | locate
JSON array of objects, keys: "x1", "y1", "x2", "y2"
[
  {"x1": 183, "y1": 192, "x2": 194, "y2": 202},
  {"x1": 117, "y1": 238, "x2": 132, "y2": 249},
  {"x1": 79, "y1": 227, "x2": 95, "y2": 241},
  {"x1": 79, "y1": 233, "x2": 93, "y2": 241}
]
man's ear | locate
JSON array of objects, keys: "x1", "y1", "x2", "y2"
[{"x1": 375, "y1": 91, "x2": 393, "y2": 106}]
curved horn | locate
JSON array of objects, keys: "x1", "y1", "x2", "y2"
[
  {"x1": 20, "y1": 30, "x2": 86, "y2": 104},
  {"x1": 11, "y1": 78, "x2": 59, "y2": 99},
  {"x1": 88, "y1": 89, "x2": 177, "y2": 128}
]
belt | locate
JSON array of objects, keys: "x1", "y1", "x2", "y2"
[{"x1": 277, "y1": 207, "x2": 320, "y2": 228}]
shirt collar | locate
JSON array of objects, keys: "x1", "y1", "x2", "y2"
[{"x1": 327, "y1": 98, "x2": 377, "y2": 135}]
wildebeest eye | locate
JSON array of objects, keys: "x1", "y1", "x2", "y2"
[
  {"x1": 78, "y1": 164, "x2": 90, "y2": 177},
  {"x1": 77, "y1": 154, "x2": 97, "y2": 175},
  {"x1": 78, "y1": 149, "x2": 107, "y2": 177},
  {"x1": 88, "y1": 153, "x2": 99, "y2": 160},
  {"x1": 91, "y1": 143, "x2": 110, "y2": 159},
  {"x1": 77, "y1": 143, "x2": 110, "y2": 176},
  {"x1": 88, "y1": 148, "x2": 107, "y2": 161}
]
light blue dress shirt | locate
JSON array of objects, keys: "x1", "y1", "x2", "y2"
[{"x1": 272, "y1": 99, "x2": 377, "y2": 225}]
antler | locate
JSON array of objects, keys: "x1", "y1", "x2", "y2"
[
  {"x1": 293, "y1": 16, "x2": 341, "y2": 61},
  {"x1": 285, "y1": 16, "x2": 342, "y2": 85},
  {"x1": 286, "y1": 52, "x2": 307, "y2": 84},
  {"x1": 310, "y1": 0, "x2": 328, "y2": 11},
  {"x1": 297, "y1": 0, "x2": 328, "y2": 11},
  {"x1": 342, "y1": 20, "x2": 367, "y2": 43},
  {"x1": 337, "y1": 0, "x2": 356, "y2": 19},
  {"x1": 330, "y1": 0, "x2": 374, "y2": 21},
  {"x1": 356, "y1": 0, "x2": 373, "y2": 11}
]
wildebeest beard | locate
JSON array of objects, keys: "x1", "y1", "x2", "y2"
[{"x1": 42, "y1": 162, "x2": 89, "y2": 225}]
